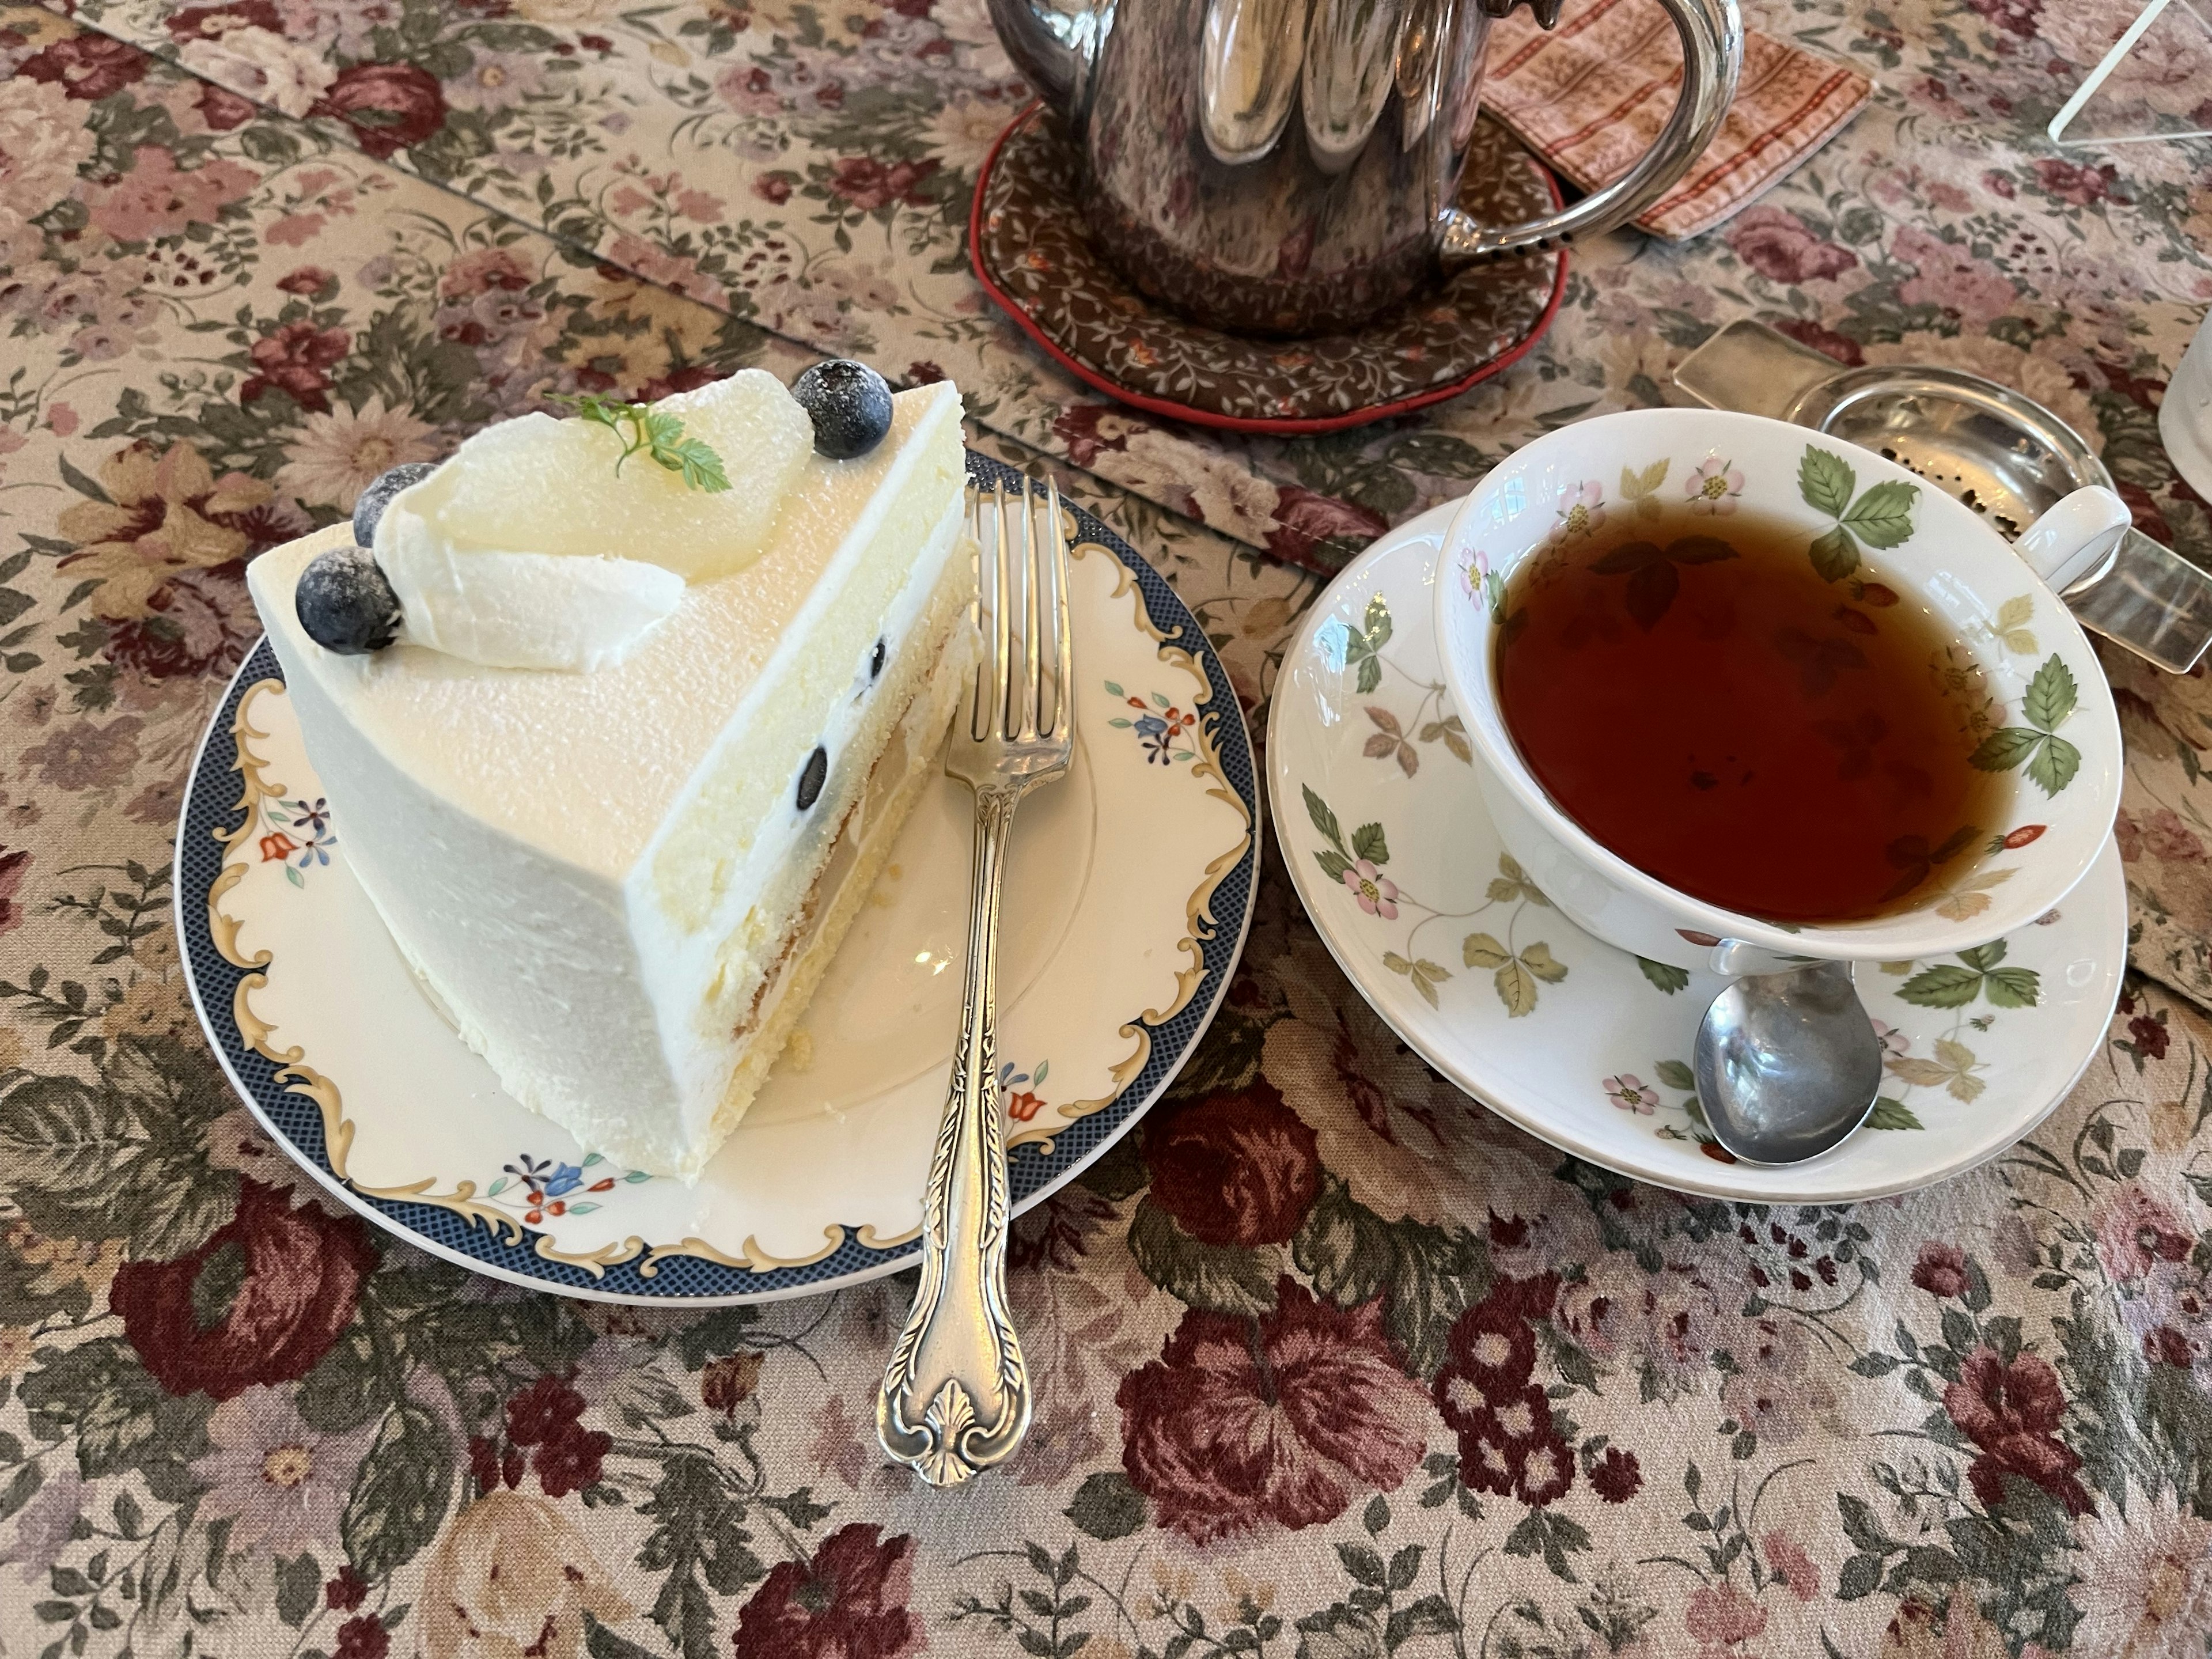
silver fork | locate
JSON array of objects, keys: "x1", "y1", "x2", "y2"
[{"x1": 876, "y1": 474, "x2": 1073, "y2": 1487}]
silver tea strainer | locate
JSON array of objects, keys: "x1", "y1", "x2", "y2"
[{"x1": 1675, "y1": 319, "x2": 2212, "y2": 673}]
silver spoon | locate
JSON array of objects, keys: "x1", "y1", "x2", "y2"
[{"x1": 1692, "y1": 961, "x2": 1884, "y2": 1164}]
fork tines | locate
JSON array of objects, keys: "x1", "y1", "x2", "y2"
[{"x1": 966, "y1": 476, "x2": 1073, "y2": 745}]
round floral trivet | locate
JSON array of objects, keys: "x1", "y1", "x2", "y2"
[{"x1": 971, "y1": 108, "x2": 1568, "y2": 434}]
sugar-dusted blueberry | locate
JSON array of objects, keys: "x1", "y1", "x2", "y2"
[
  {"x1": 297, "y1": 545, "x2": 403, "y2": 655},
  {"x1": 791, "y1": 360, "x2": 893, "y2": 460},
  {"x1": 351, "y1": 461, "x2": 438, "y2": 547},
  {"x1": 796, "y1": 744, "x2": 828, "y2": 810},
  {"x1": 869, "y1": 637, "x2": 886, "y2": 680}
]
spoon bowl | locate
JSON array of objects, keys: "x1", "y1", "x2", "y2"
[{"x1": 1692, "y1": 961, "x2": 1884, "y2": 1165}]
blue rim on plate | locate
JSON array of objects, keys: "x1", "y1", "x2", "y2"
[{"x1": 175, "y1": 452, "x2": 1259, "y2": 1300}]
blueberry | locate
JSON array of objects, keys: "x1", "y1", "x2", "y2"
[
  {"x1": 796, "y1": 745, "x2": 828, "y2": 810},
  {"x1": 296, "y1": 545, "x2": 403, "y2": 656},
  {"x1": 351, "y1": 461, "x2": 438, "y2": 547},
  {"x1": 792, "y1": 360, "x2": 893, "y2": 460},
  {"x1": 869, "y1": 637, "x2": 886, "y2": 681}
]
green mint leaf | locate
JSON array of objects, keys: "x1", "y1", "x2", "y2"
[
  {"x1": 1355, "y1": 655, "x2": 1382, "y2": 695},
  {"x1": 550, "y1": 391, "x2": 624, "y2": 430},
  {"x1": 1638, "y1": 956, "x2": 1690, "y2": 995},
  {"x1": 1839, "y1": 479, "x2": 1919, "y2": 548},
  {"x1": 1655, "y1": 1058, "x2": 1696, "y2": 1090},
  {"x1": 2021, "y1": 654, "x2": 2078, "y2": 734},
  {"x1": 1350, "y1": 821, "x2": 1389, "y2": 865},
  {"x1": 1968, "y1": 726, "x2": 2043, "y2": 772},
  {"x1": 1798, "y1": 445, "x2": 1855, "y2": 518},
  {"x1": 1808, "y1": 525, "x2": 1859, "y2": 583},
  {"x1": 1957, "y1": 941, "x2": 2008, "y2": 970},
  {"x1": 1315, "y1": 849, "x2": 1352, "y2": 884},
  {"x1": 667, "y1": 437, "x2": 730, "y2": 494},
  {"x1": 1983, "y1": 966, "x2": 2040, "y2": 1007},
  {"x1": 551, "y1": 395, "x2": 729, "y2": 493}
]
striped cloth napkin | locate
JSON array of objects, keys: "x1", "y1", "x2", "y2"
[{"x1": 1482, "y1": 0, "x2": 1874, "y2": 241}]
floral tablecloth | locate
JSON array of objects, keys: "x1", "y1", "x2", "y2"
[{"x1": 2, "y1": 0, "x2": 2211, "y2": 1654}]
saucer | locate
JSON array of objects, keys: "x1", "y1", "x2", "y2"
[
  {"x1": 176, "y1": 459, "x2": 1259, "y2": 1304},
  {"x1": 970, "y1": 108, "x2": 1567, "y2": 434},
  {"x1": 1267, "y1": 503, "x2": 2127, "y2": 1202}
]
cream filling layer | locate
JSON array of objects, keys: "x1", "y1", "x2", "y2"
[{"x1": 626, "y1": 495, "x2": 971, "y2": 1154}]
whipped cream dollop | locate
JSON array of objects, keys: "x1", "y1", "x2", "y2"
[{"x1": 374, "y1": 370, "x2": 815, "y2": 672}]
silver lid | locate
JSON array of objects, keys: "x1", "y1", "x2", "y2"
[{"x1": 1673, "y1": 320, "x2": 2212, "y2": 674}]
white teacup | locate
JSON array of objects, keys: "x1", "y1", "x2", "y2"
[{"x1": 1433, "y1": 408, "x2": 2126, "y2": 975}]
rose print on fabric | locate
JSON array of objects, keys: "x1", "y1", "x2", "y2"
[
  {"x1": 0, "y1": 5, "x2": 2207, "y2": 1657},
  {"x1": 1115, "y1": 1281, "x2": 1433, "y2": 1543}
]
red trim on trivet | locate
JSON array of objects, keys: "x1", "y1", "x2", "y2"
[{"x1": 967, "y1": 104, "x2": 1570, "y2": 437}]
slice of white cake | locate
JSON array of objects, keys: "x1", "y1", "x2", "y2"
[{"x1": 247, "y1": 373, "x2": 976, "y2": 1179}]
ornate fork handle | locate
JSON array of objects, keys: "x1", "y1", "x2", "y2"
[{"x1": 876, "y1": 781, "x2": 1033, "y2": 1485}]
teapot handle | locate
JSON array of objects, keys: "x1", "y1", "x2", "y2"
[{"x1": 1440, "y1": 0, "x2": 1741, "y2": 262}]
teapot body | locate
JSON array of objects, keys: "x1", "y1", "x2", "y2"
[
  {"x1": 990, "y1": 0, "x2": 1496, "y2": 335},
  {"x1": 986, "y1": 0, "x2": 1743, "y2": 338}
]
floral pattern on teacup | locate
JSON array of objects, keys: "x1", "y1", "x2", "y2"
[
  {"x1": 1968, "y1": 654, "x2": 2086, "y2": 798},
  {"x1": 1549, "y1": 479, "x2": 1605, "y2": 543},
  {"x1": 1684, "y1": 453, "x2": 1745, "y2": 514},
  {"x1": 1797, "y1": 442, "x2": 1918, "y2": 580}
]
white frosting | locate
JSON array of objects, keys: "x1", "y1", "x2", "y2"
[
  {"x1": 372, "y1": 369, "x2": 815, "y2": 672},
  {"x1": 247, "y1": 382, "x2": 971, "y2": 1176},
  {"x1": 379, "y1": 530, "x2": 684, "y2": 672}
]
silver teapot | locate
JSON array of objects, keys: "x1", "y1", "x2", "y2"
[{"x1": 986, "y1": 0, "x2": 1743, "y2": 335}]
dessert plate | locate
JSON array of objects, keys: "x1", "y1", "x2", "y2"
[
  {"x1": 1268, "y1": 503, "x2": 2127, "y2": 1203},
  {"x1": 177, "y1": 457, "x2": 1257, "y2": 1303}
]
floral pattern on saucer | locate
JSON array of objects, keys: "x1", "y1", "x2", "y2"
[
  {"x1": 256, "y1": 794, "x2": 335, "y2": 888},
  {"x1": 1272, "y1": 503, "x2": 2128, "y2": 1200},
  {"x1": 972, "y1": 108, "x2": 1567, "y2": 432}
]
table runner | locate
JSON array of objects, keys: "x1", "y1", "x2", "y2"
[
  {"x1": 36, "y1": 0, "x2": 2212, "y2": 575},
  {"x1": 1, "y1": 2, "x2": 2210, "y2": 1655}
]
